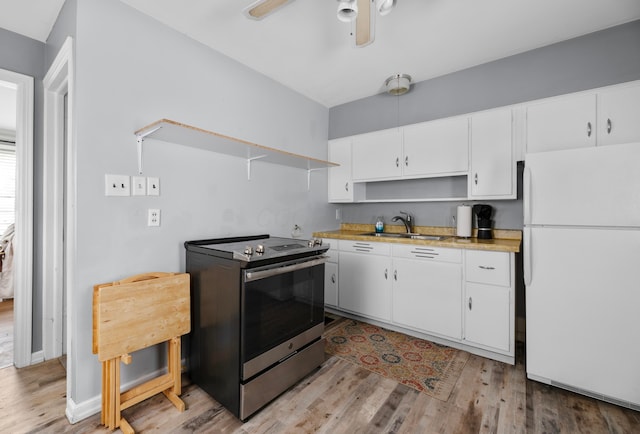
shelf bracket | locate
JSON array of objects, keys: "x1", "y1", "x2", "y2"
[
  {"x1": 247, "y1": 155, "x2": 267, "y2": 180},
  {"x1": 307, "y1": 168, "x2": 321, "y2": 191},
  {"x1": 135, "y1": 126, "x2": 162, "y2": 174}
]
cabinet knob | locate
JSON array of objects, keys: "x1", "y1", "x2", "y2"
[
  {"x1": 587, "y1": 121, "x2": 592, "y2": 137},
  {"x1": 331, "y1": 274, "x2": 336, "y2": 283},
  {"x1": 468, "y1": 297, "x2": 473, "y2": 310},
  {"x1": 405, "y1": 156, "x2": 409, "y2": 167},
  {"x1": 394, "y1": 270, "x2": 397, "y2": 281},
  {"x1": 385, "y1": 269, "x2": 388, "y2": 279},
  {"x1": 395, "y1": 157, "x2": 400, "y2": 168},
  {"x1": 345, "y1": 182, "x2": 349, "y2": 192},
  {"x1": 607, "y1": 118, "x2": 612, "y2": 134},
  {"x1": 474, "y1": 173, "x2": 478, "y2": 185}
]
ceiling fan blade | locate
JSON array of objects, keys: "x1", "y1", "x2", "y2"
[
  {"x1": 243, "y1": 0, "x2": 295, "y2": 20},
  {"x1": 355, "y1": 0, "x2": 375, "y2": 47}
]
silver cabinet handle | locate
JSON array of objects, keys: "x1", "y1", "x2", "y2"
[
  {"x1": 345, "y1": 182, "x2": 349, "y2": 192},
  {"x1": 587, "y1": 121, "x2": 592, "y2": 137},
  {"x1": 331, "y1": 274, "x2": 336, "y2": 284},
  {"x1": 607, "y1": 118, "x2": 612, "y2": 134},
  {"x1": 405, "y1": 156, "x2": 409, "y2": 167},
  {"x1": 394, "y1": 270, "x2": 397, "y2": 281},
  {"x1": 384, "y1": 268, "x2": 388, "y2": 279},
  {"x1": 468, "y1": 297, "x2": 473, "y2": 310},
  {"x1": 395, "y1": 157, "x2": 399, "y2": 167},
  {"x1": 479, "y1": 265, "x2": 495, "y2": 270},
  {"x1": 474, "y1": 173, "x2": 478, "y2": 185}
]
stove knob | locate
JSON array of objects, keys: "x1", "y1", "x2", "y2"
[
  {"x1": 308, "y1": 240, "x2": 315, "y2": 248},
  {"x1": 244, "y1": 246, "x2": 253, "y2": 256},
  {"x1": 315, "y1": 238, "x2": 323, "y2": 246},
  {"x1": 256, "y1": 244, "x2": 265, "y2": 254}
]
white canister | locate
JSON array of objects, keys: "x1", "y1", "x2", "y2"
[{"x1": 456, "y1": 205, "x2": 472, "y2": 238}]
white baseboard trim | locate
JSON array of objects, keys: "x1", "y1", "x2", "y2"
[
  {"x1": 64, "y1": 362, "x2": 185, "y2": 424},
  {"x1": 31, "y1": 350, "x2": 44, "y2": 364}
]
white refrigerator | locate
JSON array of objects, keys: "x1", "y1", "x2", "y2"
[{"x1": 524, "y1": 142, "x2": 640, "y2": 409}]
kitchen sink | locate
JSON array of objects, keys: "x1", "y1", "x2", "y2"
[{"x1": 361, "y1": 232, "x2": 449, "y2": 241}]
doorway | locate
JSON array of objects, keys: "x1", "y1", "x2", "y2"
[
  {"x1": 42, "y1": 36, "x2": 75, "y2": 417},
  {"x1": 0, "y1": 68, "x2": 34, "y2": 369},
  {"x1": 0, "y1": 80, "x2": 17, "y2": 369}
]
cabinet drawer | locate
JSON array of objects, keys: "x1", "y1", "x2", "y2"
[
  {"x1": 392, "y1": 244, "x2": 461, "y2": 263},
  {"x1": 339, "y1": 240, "x2": 391, "y2": 255},
  {"x1": 465, "y1": 250, "x2": 510, "y2": 286}
]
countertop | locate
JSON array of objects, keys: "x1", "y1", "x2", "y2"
[{"x1": 313, "y1": 223, "x2": 521, "y2": 253}]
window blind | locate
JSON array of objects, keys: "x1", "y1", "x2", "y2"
[{"x1": 0, "y1": 144, "x2": 16, "y2": 236}]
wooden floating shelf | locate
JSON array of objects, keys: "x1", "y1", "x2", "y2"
[{"x1": 135, "y1": 119, "x2": 339, "y2": 177}]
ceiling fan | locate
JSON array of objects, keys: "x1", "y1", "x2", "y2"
[{"x1": 243, "y1": 0, "x2": 397, "y2": 48}]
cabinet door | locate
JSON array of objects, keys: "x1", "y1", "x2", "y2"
[
  {"x1": 324, "y1": 262, "x2": 338, "y2": 307},
  {"x1": 339, "y1": 251, "x2": 392, "y2": 321},
  {"x1": 470, "y1": 108, "x2": 515, "y2": 199},
  {"x1": 352, "y1": 129, "x2": 402, "y2": 181},
  {"x1": 392, "y1": 258, "x2": 462, "y2": 339},
  {"x1": 465, "y1": 282, "x2": 510, "y2": 352},
  {"x1": 526, "y1": 93, "x2": 596, "y2": 153},
  {"x1": 403, "y1": 117, "x2": 469, "y2": 177},
  {"x1": 328, "y1": 138, "x2": 353, "y2": 202},
  {"x1": 597, "y1": 84, "x2": 640, "y2": 146}
]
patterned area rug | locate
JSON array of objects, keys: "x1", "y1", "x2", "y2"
[{"x1": 324, "y1": 319, "x2": 469, "y2": 402}]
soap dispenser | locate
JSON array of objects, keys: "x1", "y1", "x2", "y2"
[{"x1": 375, "y1": 216, "x2": 384, "y2": 233}]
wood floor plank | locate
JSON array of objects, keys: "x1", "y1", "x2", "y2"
[{"x1": 1, "y1": 331, "x2": 639, "y2": 433}]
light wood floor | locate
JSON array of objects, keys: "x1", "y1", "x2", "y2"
[
  {"x1": 0, "y1": 332, "x2": 638, "y2": 433},
  {"x1": 0, "y1": 298, "x2": 13, "y2": 369}
]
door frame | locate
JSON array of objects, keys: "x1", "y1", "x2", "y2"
[
  {"x1": 42, "y1": 36, "x2": 75, "y2": 369},
  {"x1": 0, "y1": 68, "x2": 34, "y2": 368}
]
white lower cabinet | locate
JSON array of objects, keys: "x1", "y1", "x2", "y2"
[
  {"x1": 392, "y1": 253, "x2": 462, "y2": 340},
  {"x1": 328, "y1": 239, "x2": 515, "y2": 363},
  {"x1": 464, "y1": 250, "x2": 514, "y2": 354},
  {"x1": 324, "y1": 262, "x2": 338, "y2": 307},
  {"x1": 464, "y1": 282, "x2": 511, "y2": 351},
  {"x1": 338, "y1": 241, "x2": 392, "y2": 321}
]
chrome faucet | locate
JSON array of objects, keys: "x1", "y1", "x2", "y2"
[{"x1": 392, "y1": 211, "x2": 414, "y2": 234}]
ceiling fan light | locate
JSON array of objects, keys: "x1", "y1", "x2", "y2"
[
  {"x1": 385, "y1": 73, "x2": 412, "y2": 95},
  {"x1": 377, "y1": 0, "x2": 396, "y2": 16},
  {"x1": 337, "y1": 0, "x2": 358, "y2": 23}
]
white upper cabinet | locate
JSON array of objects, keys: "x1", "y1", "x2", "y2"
[
  {"x1": 403, "y1": 116, "x2": 469, "y2": 177},
  {"x1": 328, "y1": 138, "x2": 354, "y2": 202},
  {"x1": 597, "y1": 83, "x2": 640, "y2": 146},
  {"x1": 526, "y1": 93, "x2": 597, "y2": 154},
  {"x1": 469, "y1": 108, "x2": 515, "y2": 199},
  {"x1": 351, "y1": 129, "x2": 403, "y2": 181}
]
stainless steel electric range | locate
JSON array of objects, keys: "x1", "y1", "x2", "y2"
[{"x1": 184, "y1": 234, "x2": 328, "y2": 420}]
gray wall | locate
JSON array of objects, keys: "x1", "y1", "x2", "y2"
[
  {"x1": 330, "y1": 20, "x2": 640, "y2": 138},
  {"x1": 328, "y1": 20, "x2": 640, "y2": 231},
  {"x1": 67, "y1": 0, "x2": 332, "y2": 405},
  {"x1": 0, "y1": 27, "x2": 45, "y2": 351}
]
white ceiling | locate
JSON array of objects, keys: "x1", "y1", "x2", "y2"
[{"x1": 2, "y1": 1, "x2": 640, "y2": 108}]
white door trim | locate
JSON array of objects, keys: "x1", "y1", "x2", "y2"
[
  {"x1": 42, "y1": 36, "x2": 76, "y2": 413},
  {"x1": 0, "y1": 68, "x2": 34, "y2": 368}
]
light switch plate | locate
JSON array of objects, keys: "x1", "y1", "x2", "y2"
[
  {"x1": 105, "y1": 174, "x2": 130, "y2": 196},
  {"x1": 147, "y1": 177, "x2": 160, "y2": 196},
  {"x1": 132, "y1": 176, "x2": 146, "y2": 196}
]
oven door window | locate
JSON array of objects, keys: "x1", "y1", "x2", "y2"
[{"x1": 242, "y1": 260, "x2": 324, "y2": 362}]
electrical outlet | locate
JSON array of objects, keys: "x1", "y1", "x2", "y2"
[
  {"x1": 147, "y1": 177, "x2": 160, "y2": 196},
  {"x1": 132, "y1": 176, "x2": 146, "y2": 196},
  {"x1": 105, "y1": 174, "x2": 130, "y2": 196},
  {"x1": 148, "y1": 209, "x2": 160, "y2": 226}
]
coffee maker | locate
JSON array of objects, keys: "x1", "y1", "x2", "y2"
[{"x1": 472, "y1": 204, "x2": 493, "y2": 239}]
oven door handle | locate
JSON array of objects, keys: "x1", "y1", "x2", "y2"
[{"x1": 244, "y1": 256, "x2": 328, "y2": 282}]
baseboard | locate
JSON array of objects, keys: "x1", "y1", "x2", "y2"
[
  {"x1": 30, "y1": 350, "x2": 44, "y2": 364},
  {"x1": 65, "y1": 358, "x2": 187, "y2": 424}
]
